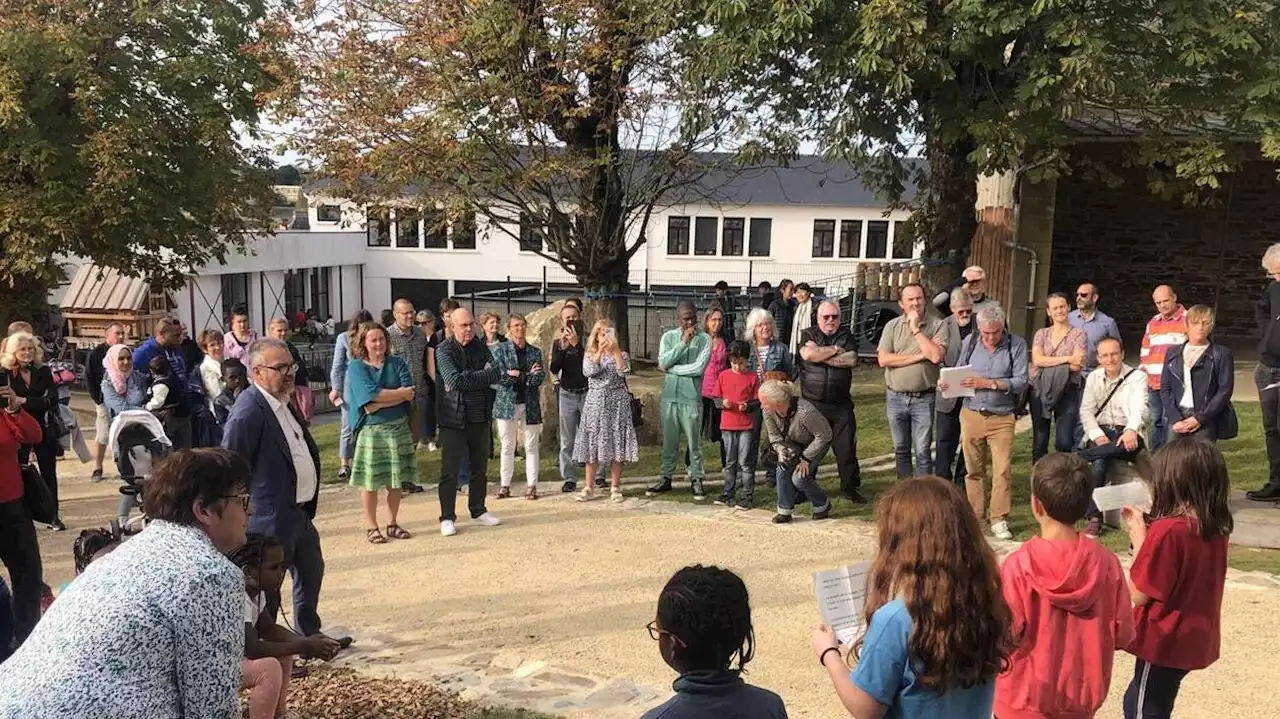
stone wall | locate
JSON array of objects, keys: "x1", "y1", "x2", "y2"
[{"x1": 1048, "y1": 153, "x2": 1279, "y2": 343}]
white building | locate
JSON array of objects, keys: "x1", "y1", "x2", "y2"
[{"x1": 65, "y1": 158, "x2": 920, "y2": 336}]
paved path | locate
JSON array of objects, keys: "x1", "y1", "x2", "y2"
[{"x1": 40, "y1": 456, "x2": 1280, "y2": 718}]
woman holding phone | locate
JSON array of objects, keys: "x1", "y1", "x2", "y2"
[{"x1": 572, "y1": 319, "x2": 637, "y2": 502}]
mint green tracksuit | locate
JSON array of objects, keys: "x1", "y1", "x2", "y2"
[{"x1": 658, "y1": 329, "x2": 712, "y2": 481}]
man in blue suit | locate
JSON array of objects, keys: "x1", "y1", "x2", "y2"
[{"x1": 222, "y1": 338, "x2": 347, "y2": 653}]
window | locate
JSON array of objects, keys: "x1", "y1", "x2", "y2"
[
  {"x1": 811, "y1": 219, "x2": 836, "y2": 257},
  {"x1": 316, "y1": 205, "x2": 341, "y2": 223},
  {"x1": 748, "y1": 218, "x2": 772, "y2": 256},
  {"x1": 839, "y1": 220, "x2": 862, "y2": 258},
  {"x1": 694, "y1": 217, "x2": 718, "y2": 256},
  {"x1": 519, "y1": 213, "x2": 543, "y2": 252},
  {"x1": 892, "y1": 221, "x2": 914, "y2": 259},
  {"x1": 309, "y1": 267, "x2": 331, "y2": 317},
  {"x1": 422, "y1": 211, "x2": 448, "y2": 248},
  {"x1": 666, "y1": 216, "x2": 690, "y2": 255},
  {"x1": 395, "y1": 209, "x2": 421, "y2": 248},
  {"x1": 721, "y1": 217, "x2": 745, "y2": 256},
  {"x1": 220, "y1": 273, "x2": 250, "y2": 326},
  {"x1": 366, "y1": 206, "x2": 391, "y2": 247},
  {"x1": 453, "y1": 212, "x2": 476, "y2": 249},
  {"x1": 866, "y1": 220, "x2": 889, "y2": 259}
]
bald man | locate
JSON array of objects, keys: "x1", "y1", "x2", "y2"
[
  {"x1": 1139, "y1": 285, "x2": 1188, "y2": 450},
  {"x1": 932, "y1": 265, "x2": 1001, "y2": 317},
  {"x1": 386, "y1": 299, "x2": 429, "y2": 493},
  {"x1": 647, "y1": 301, "x2": 713, "y2": 499}
]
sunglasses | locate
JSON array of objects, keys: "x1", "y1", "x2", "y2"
[
  {"x1": 819, "y1": 314, "x2": 840, "y2": 320},
  {"x1": 1076, "y1": 292, "x2": 1093, "y2": 298},
  {"x1": 222, "y1": 493, "x2": 250, "y2": 511}
]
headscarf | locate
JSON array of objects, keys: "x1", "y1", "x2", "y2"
[{"x1": 104, "y1": 344, "x2": 132, "y2": 394}]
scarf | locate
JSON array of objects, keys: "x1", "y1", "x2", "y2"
[{"x1": 104, "y1": 344, "x2": 131, "y2": 394}]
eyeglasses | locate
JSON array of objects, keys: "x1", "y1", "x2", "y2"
[
  {"x1": 222, "y1": 493, "x2": 250, "y2": 511},
  {"x1": 646, "y1": 620, "x2": 686, "y2": 647},
  {"x1": 417, "y1": 321, "x2": 433, "y2": 326},
  {"x1": 954, "y1": 309, "x2": 973, "y2": 315},
  {"x1": 261, "y1": 363, "x2": 298, "y2": 375},
  {"x1": 819, "y1": 314, "x2": 840, "y2": 320}
]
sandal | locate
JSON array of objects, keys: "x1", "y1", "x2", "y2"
[
  {"x1": 366, "y1": 528, "x2": 387, "y2": 544},
  {"x1": 611, "y1": 489, "x2": 625, "y2": 503},
  {"x1": 525, "y1": 486, "x2": 538, "y2": 500},
  {"x1": 385, "y1": 524, "x2": 412, "y2": 540},
  {"x1": 575, "y1": 486, "x2": 596, "y2": 502},
  {"x1": 496, "y1": 486, "x2": 511, "y2": 499}
]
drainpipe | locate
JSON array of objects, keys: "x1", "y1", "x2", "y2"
[{"x1": 1003, "y1": 240, "x2": 1038, "y2": 336}]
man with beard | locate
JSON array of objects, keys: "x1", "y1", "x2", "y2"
[
  {"x1": 1068, "y1": 282, "x2": 1121, "y2": 374},
  {"x1": 798, "y1": 300, "x2": 866, "y2": 503},
  {"x1": 132, "y1": 317, "x2": 201, "y2": 449},
  {"x1": 934, "y1": 288, "x2": 974, "y2": 484}
]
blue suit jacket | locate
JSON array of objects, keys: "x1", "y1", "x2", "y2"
[{"x1": 221, "y1": 385, "x2": 321, "y2": 541}]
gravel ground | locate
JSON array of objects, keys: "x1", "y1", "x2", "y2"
[{"x1": 38, "y1": 457, "x2": 1280, "y2": 719}]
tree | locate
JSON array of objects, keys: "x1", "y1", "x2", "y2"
[
  {"x1": 692, "y1": 0, "x2": 1280, "y2": 263},
  {"x1": 277, "y1": 0, "x2": 744, "y2": 347},
  {"x1": 275, "y1": 164, "x2": 303, "y2": 185},
  {"x1": 0, "y1": 0, "x2": 283, "y2": 327}
]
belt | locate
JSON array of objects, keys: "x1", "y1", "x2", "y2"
[
  {"x1": 558, "y1": 385, "x2": 588, "y2": 395},
  {"x1": 890, "y1": 390, "x2": 932, "y2": 398}
]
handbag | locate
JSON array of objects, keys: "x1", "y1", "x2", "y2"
[
  {"x1": 22, "y1": 463, "x2": 56, "y2": 525},
  {"x1": 629, "y1": 393, "x2": 643, "y2": 427}
]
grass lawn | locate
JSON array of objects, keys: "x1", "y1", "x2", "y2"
[{"x1": 311, "y1": 372, "x2": 1280, "y2": 575}]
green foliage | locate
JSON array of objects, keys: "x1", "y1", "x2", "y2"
[
  {"x1": 0, "y1": 0, "x2": 283, "y2": 292},
  {"x1": 691, "y1": 0, "x2": 1280, "y2": 254}
]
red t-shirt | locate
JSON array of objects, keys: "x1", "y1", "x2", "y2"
[
  {"x1": 714, "y1": 370, "x2": 760, "y2": 431},
  {"x1": 0, "y1": 409, "x2": 43, "y2": 503},
  {"x1": 1128, "y1": 516, "x2": 1228, "y2": 671}
]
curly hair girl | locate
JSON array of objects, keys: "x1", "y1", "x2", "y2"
[{"x1": 813, "y1": 476, "x2": 1014, "y2": 715}]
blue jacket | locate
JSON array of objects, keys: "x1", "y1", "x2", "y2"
[
  {"x1": 1159, "y1": 342, "x2": 1235, "y2": 439},
  {"x1": 221, "y1": 385, "x2": 321, "y2": 542},
  {"x1": 745, "y1": 340, "x2": 796, "y2": 379},
  {"x1": 640, "y1": 670, "x2": 788, "y2": 719},
  {"x1": 101, "y1": 371, "x2": 148, "y2": 421},
  {"x1": 491, "y1": 340, "x2": 545, "y2": 423}
]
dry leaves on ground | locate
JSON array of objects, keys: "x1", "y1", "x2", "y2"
[{"x1": 281, "y1": 666, "x2": 479, "y2": 718}]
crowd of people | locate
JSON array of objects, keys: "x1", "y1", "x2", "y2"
[{"x1": 0, "y1": 237, "x2": 1276, "y2": 718}]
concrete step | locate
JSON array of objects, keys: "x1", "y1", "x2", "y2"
[{"x1": 1231, "y1": 490, "x2": 1280, "y2": 549}]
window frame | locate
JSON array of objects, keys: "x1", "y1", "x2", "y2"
[
  {"x1": 839, "y1": 220, "x2": 863, "y2": 258},
  {"x1": 748, "y1": 218, "x2": 772, "y2": 257},
  {"x1": 366, "y1": 206, "x2": 391, "y2": 247},
  {"x1": 811, "y1": 219, "x2": 836, "y2": 258},
  {"x1": 315, "y1": 205, "x2": 342, "y2": 223},
  {"x1": 694, "y1": 216, "x2": 719, "y2": 256},
  {"x1": 865, "y1": 219, "x2": 890, "y2": 259},
  {"x1": 666, "y1": 216, "x2": 690, "y2": 255},
  {"x1": 721, "y1": 217, "x2": 745, "y2": 256}
]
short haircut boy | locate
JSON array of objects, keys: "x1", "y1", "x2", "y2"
[
  {"x1": 728, "y1": 340, "x2": 752, "y2": 361},
  {"x1": 1030, "y1": 453, "x2": 1093, "y2": 524}
]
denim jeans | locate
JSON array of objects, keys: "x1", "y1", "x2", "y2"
[
  {"x1": 720, "y1": 430, "x2": 757, "y2": 504},
  {"x1": 776, "y1": 454, "x2": 830, "y2": 515},
  {"x1": 886, "y1": 391, "x2": 935, "y2": 478},
  {"x1": 1147, "y1": 388, "x2": 1167, "y2": 450},
  {"x1": 1078, "y1": 425, "x2": 1145, "y2": 518},
  {"x1": 934, "y1": 405, "x2": 966, "y2": 485},
  {"x1": 338, "y1": 403, "x2": 355, "y2": 461},
  {"x1": 558, "y1": 387, "x2": 586, "y2": 484},
  {"x1": 1030, "y1": 384, "x2": 1082, "y2": 463}
]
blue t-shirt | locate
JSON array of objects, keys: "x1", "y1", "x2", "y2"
[{"x1": 850, "y1": 599, "x2": 994, "y2": 719}]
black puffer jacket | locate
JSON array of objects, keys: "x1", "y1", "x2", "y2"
[{"x1": 797, "y1": 327, "x2": 856, "y2": 405}]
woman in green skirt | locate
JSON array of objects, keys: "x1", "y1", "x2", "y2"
[{"x1": 346, "y1": 322, "x2": 418, "y2": 544}]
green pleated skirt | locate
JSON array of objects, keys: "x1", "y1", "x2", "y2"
[{"x1": 349, "y1": 415, "x2": 418, "y2": 491}]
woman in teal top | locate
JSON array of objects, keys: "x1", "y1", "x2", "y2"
[{"x1": 345, "y1": 322, "x2": 417, "y2": 545}]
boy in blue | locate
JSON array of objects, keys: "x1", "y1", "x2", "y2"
[
  {"x1": 641, "y1": 565, "x2": 788, "y2": 719},
  {"x1": 812, "y1": 476, "x2": 1014, "y2": 718}
]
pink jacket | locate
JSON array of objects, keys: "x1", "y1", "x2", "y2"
[{"x1": 701, "y1": 338, "x2": 728, "y2": 398}]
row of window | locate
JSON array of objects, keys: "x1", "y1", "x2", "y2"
[
  {"x1": 665, "y1": 216, "x2": 915, "y2": 260},
  {"x1": 362, "y1": 207, "x2": 477, "y2": 250}
]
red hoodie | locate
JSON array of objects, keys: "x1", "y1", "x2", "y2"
[{"x1": 995, "y1": 535, "x2": 1135, "y2": 719}]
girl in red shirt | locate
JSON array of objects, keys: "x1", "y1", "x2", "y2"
[{"x1": 1120, "y1": 437, "x2": 1232, "y2": 719}]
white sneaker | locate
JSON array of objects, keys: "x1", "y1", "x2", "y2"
[
  {"x1": 416, "y1": 440, "x2": 429, "y2": 451},
  {"x1": 991, "y1": 520, "x2": 1013, "y2": 540},
  {"x1": 440, "y1": 520, "x2": 457, "y2": 537},
  {"x1": 427, "y1": 441, "x2": 438, "y2": 452},
  {"x1": 474, "y1": 512, "x2": 502, "y2": 527}
]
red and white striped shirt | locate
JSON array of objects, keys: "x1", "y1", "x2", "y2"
[{"x1": 1139, "y1": 306, "x2": 1188, "y2": 390}]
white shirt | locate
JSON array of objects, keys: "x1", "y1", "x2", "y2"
[
  {"x1": 243, "y1": 591, "x2": 266, "y2": 624},
  {"x1": 1180, "y1": 343, "x2": 1209, "y2": 410},
  {"x1": 255, "y1": 381, "x2": 318, "y2": 504},
  {"x1": 1080, "y1": 363, "x2": 1149, "y2": 443}
]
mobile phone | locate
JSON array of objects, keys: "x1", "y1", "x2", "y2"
[{"x1": 604, "y1": 327, "x2": 617, "y2": 342}]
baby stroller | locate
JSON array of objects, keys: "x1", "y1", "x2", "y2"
[{"x1": 106, "y1": 410, "x2": 172, "y2": 536}]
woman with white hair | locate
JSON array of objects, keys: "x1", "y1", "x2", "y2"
[
  {"x1": 742, "y1": 308, "x2": 796, "y2": 487},
  {"x1": 0, "y1": 332, "x2": 63, "y2": 530}
]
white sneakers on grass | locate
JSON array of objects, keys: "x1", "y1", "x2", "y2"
[
  {"x1": 991, "y1": 520, "x2": 1013, "y2": 541},
  {"x1": 440, "y1": 513, "x2": 503, "y2": 537}
]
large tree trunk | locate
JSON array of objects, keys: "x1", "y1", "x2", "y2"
[
  {"x1": 919, "y1": 134, "x2": 980, "y2": 294},
  {"x1": 580, "y1": 256, "x2": 632, "y2": 354}
]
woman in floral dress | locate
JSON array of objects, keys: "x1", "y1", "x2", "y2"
[{"x1": 572, "y1": 319, "x2": 638, "y2": 503}]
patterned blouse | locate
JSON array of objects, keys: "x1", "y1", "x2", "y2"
[
  {"x1": 0, "y1": 521, "x2": 245, "y2": 718},
  {"x1": 1031, "y1": 325, "x2": 1087, "y2": 383}
]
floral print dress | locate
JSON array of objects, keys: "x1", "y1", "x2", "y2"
[{"x1": 573, "y1": 351, "x2": 639, "y2": 464}]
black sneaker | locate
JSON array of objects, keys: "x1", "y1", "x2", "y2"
[
  {"x1": 402, "y1": 482, "x2": 425, "y2": 495},
  {"x1": 812, "y1": 507, "x2": 831, "y2": 520},
  {"x1": 845, "y1": 489, "x2": 869, "y2": 505},
  {"x1": 561, "y1": 481, "x2": 577, "y2": 493},
  {"x1": 772, "y1": 513, "x2": 792, "y2": 524},
  {"x1": 50, "y1": 518, "x2": 67, "y2": 532},
  {"x1": 691, "y1": 480, "x2": 707, "y2": 500},
  {"x1": 1247, "y1": 484, "x2": 1280, "y2": 501},
  {"x1": 735, "y1": 499, "x2": 752, "y2": 511},
  {"x1": 337, "y1": 466, "x2": 350, "y2": 480},
  {"x1": 594, "y1": 477, "x2": 607, "y2": 489},
  {"x1": 646, "y1": 478, "x2": 673, "y2": 496},
  {"x1": 713, "y1": 497, "x2": 731, "y2": 507}
]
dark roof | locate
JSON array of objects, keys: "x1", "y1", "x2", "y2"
[
  {"x1": 1064, "y1": 106, "x2": 1244, "y2": 140},
  {"x1": 306, "y1": 154, "x2": 917, "y2": 209}
]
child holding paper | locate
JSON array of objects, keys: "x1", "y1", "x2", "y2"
[
  {"x1": 811, "y1": 476, "x2": 1013, "y2": 718},
  {"x1": 995, "y1": 453, "x2": 1134, "y2": 719},
  {"x1": 641, "y1": 565, "x2": 787, "y2": 718},
  {"x1": 1119, "y1": 437, "x2": 1231, "y2": 719}
]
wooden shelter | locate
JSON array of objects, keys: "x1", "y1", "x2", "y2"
[{"x1": 59, "y1": 264, "x2": 175, "y2": 351}]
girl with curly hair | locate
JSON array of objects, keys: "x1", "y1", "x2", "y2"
[{"x1": 812, "y1": 475, "x2": 1014, "y2": 717}]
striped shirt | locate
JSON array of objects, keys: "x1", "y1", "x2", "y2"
[{"x1": 1139, "y1": 306, "x2": 1188, "y2": 390}]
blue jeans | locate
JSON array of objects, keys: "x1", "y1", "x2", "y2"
[
  {"x1": 1030, "y1": 384, "x2": 1082, "y2": 463},
  {"x1": 720, "y1": 430, "x2": 757, "y2": 504},
  {"x1": 886, "y1": 391, "x2": 935, "y2": 478},
  {"x1": 558, "y1": 388, "x2": 586, "y2": 484},
  {"x1": 776, "y1": 454, "x2": 830, "y2": 516},
  {"x1": 338, "y1": 403, "x2": 355, "y2": 461},
  {"x1": 1147, "y1": 388, "x2": 1167, "y2": 450}
]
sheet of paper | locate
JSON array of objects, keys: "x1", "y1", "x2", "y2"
[
  {"x1": 1092, "y1": 482, "x2": 1152, "y2": 514},
  {"x1": 813, "y1": 561, "x2": 871, "y2": 646},
  {"x1": 939, "y1": 365, "x2": 977, "y2": 399},
  {"x1": 1265, "y1": 381, "x2": 1280, "y2": 392}
]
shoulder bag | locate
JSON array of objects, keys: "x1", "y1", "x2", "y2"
[{"x1": 22, "y1": 462, "x2": 56, "y2": 525}]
